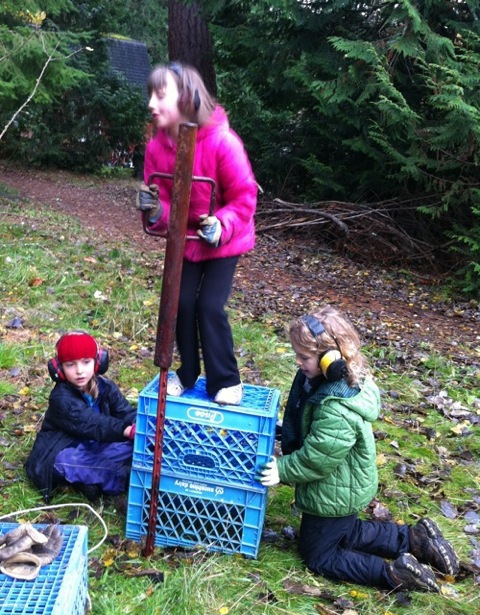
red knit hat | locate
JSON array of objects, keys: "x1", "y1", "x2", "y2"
[{"x1": 56, "y1": 332, "x2": 98, "y2": 363}]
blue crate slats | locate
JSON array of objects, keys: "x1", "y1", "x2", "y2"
[
  {"x1": 133, "y1": 375, "x2": 280, "y2": 489},
  {"x1": 126, "y1": 469, "x2": 267, "y2": 558},
  {"x1": 0, "y1": 523, "x2": 88, "y2": 615}
]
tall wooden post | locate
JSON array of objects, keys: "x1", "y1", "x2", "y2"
[{"x1": 142, "y1": 122, "x2": 198, "y2": 557}]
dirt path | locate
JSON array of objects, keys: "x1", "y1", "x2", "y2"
[{"x1": 0, "y1": 162, "x2": 478, "y2": 360}]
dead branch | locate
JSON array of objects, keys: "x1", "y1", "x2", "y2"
[
  {"x1": 0, "y1": 46, "x2": 57, "y2": 142},
  {"x1": 1, "y1": 36, "x2": 89, "y2": 142},
  {"x1": 255, "y1": 195, "x2": 442, "y2": 267}
]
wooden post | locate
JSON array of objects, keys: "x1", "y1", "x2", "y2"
[{"x1": 142, "y1": 122, "x2": 198, "y2": 557}]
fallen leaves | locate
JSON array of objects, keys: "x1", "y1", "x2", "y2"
[
  {"x1": 283, "y1": 579, "x2": 388, "y2": 614},
  {"x1": 6, "y1": 316, "x2": 23, "y2": 329},
  {"x1": 89, "y1": 536, "x2": 164, "y2": 583},
  {"x1": 428, "y1": 390, "x2": 480, "y2": 427},
  {"x1": 365, "y1": 499, "x2": 394, "y2": 522},
  {"x1": 440, "y1": 499, "x2": 458, "y2": 520}
]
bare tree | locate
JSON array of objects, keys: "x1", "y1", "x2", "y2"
[{"x1": 168, "y1": 0, "x2": 217, "y2": 96}]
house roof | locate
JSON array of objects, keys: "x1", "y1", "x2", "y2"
[{"x1": 105, "y1": 37, "x2": 151, "y2": 97}]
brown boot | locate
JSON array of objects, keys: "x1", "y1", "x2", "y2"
[
  {"x1": 387, "y1": 553, "x2": 440, "y2": 592},
  {"x1": 409, "y1": 518, "x2": 459, "y2": 576}
]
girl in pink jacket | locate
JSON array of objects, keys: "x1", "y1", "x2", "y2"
[{"x1": 138, "y1": 63, "x2": 258, "y2": 405}]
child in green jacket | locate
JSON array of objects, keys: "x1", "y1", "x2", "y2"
[{"x1": 257, "y1": 305, "x2": 459, "y2": 592}]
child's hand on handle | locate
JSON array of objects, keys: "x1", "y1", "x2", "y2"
[
  {"x1": 197, "y1": 214, "x2": 222, "y2": 247},
  {"x1": 255, "y1": 456, "x2": 280, "y2": 486},
  {"x1": 136, "y1": 184, "x2": 162, "y2": 222}
]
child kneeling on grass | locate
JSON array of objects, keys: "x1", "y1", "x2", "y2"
[
  {"x1": 257, "y1": 305, "x2": 459, "y2": 592},
  {"x1": 26, "y1": 331, "x2": 136, "y2": 503}
]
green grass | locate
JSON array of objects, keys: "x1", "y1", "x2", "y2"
[
  {"x1": 0, "y1": 341, "x2": 21, "y2": 378},
  {"x1": 0, "y1": 190, "x2": 479, "y2": 614}
]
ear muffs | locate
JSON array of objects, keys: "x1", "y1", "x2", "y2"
[
  {"x1": 48, "y1": 356, "x2": 65, "y2": 382},
  {"x1": 318, "y1": 349, "x2": 348, "y2": 382},
  {"x1": 95, "y1": 349, "x2": 109, "y2": 375},
  {"x1": 301, "y1": 315, "x2": 348, "y2": 382},
  {"x1": 47, "y1": 349, "x2": 109, "y2": 382},
  {"x1": 47, "y1": 334, "x2": 109, "y2": 382}
]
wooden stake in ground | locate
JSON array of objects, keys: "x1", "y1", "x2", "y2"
[{"x1": 142, "y1": 122, "x2": 198, "y2": 557}]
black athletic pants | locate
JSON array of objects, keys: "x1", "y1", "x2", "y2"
[{"x1": 176, "y1": 256, "x2": 240, "y2": 397}]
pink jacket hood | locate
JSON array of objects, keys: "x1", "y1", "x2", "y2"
[{"x1": 143, "y1": 106, "x2": 257, "y2": 262}]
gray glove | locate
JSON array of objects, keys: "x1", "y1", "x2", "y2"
[
  {"x1": 197, "y1": 214, "x2": 222, "y2": 247},
  {"x1": 0, "y1": 524, "x2": 62, "y2": 581},
  {"x1": 31, "y1": 525, "x2": 63, "y2": 566},
  {"x1": 136, "y1": 183, "x2": 162, "y2": 222},
  {"x1": 0, "y1": 523, "x2": 47, "y2": 561}
]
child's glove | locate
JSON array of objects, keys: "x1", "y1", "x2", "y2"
[
  {"x1": 136, "y1": 184, "x2": 162, "y2": 222},
  {"x1": 30, "y1": 525, "x2": 63, "y2": 567},
  {"x1": 0, "y1": 525, "x2": 62, "y2": 580},
  {"x1": 0, "y1": 523, "x2": 47, "y2": 561},
  {"x1": 255, "y1": 457, "x2": 280, "y2": 487},
  {"x1": 197, "y1": 214, "x2": 221, "y2": 247}
]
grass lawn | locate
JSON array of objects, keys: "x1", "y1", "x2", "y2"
[{"x1": 0, "y1": 188, "x2": 479, "y2": 614}]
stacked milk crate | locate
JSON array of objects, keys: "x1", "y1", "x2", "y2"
[{"x1": 125, "y1": 374, "x2": 280, "y2": 558}]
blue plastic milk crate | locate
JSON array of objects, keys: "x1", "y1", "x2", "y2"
[
  {"x1": 0, "y1": 523, "x2": 88, "y2": 615},
  {"x1": 132, "y1": 374, "x2": 280, "y2": 490},
  {"x1": 126, "y1": 468, "x2": 268, "y2": 558}
]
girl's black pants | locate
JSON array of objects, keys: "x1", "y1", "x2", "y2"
[{"x1": 176, "y1": 256, "x2": 240, "y2": 397}]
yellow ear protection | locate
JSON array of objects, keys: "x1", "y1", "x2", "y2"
[
  {"x1": 300, "y1": 315, "x2": 348, "y2": 381},
  {"x1": 47, "y1": 332, "x2": 109, "y2": 382},
  {"x1": 167, "y1": 62, "x2": 201, "y2": 111}
]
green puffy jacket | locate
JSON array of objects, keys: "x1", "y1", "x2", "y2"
[{"x1": 277, "y1": 372, "x2": 380, "y2": 518}]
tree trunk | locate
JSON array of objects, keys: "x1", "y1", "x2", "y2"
[{"x1": 168, "y1": 0, "x2": 217, "y2": 96}]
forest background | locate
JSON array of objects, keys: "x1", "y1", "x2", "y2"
[{"x1": 1, "y1": 0, "x2": 480, "y2": 296}]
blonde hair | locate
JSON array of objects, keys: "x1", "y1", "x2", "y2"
[
  {"x1": 289, "y1": 305, "x2": 370, "y2": 386},
  {"x1": 147, "y1": 63, "x2": 216, "y2": 126}
]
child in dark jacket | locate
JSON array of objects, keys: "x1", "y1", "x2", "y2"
[
  {"x1": 257, "y1": 305, "x2": 459, "y2": 592},
  {"x1": 25, "y1": 331, "x2": 136, "y2": 502}
]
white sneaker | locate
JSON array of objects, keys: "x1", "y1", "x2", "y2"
[
  {"x1": 167, "y1": 373, "x2": 185, "y2": 397},
  {"x1": 214, "y1": 383, "x2": 243, "y2": 406}
]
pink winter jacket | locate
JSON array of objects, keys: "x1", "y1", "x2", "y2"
[{"x1": 143, "y1": 106, "x2": 258, "y2": 262}]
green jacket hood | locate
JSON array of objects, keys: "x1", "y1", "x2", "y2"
[{"x1": 309, "y1": 376, "x2": 380, "y2": 424}]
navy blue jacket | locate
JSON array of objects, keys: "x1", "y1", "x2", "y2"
[{"x1": 25, "y1": 377, "x2": 136, "y2": 500}]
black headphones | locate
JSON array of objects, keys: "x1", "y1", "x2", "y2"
[
  {"x1": 47, "y1": 333, "x2": 109, "y2": 382},
  {"x1": 167, "y1": 62, "x2": 201, "y2": 111},
  {"x1": 300, "y1": 315, "x2": 348, "y2": 381}
]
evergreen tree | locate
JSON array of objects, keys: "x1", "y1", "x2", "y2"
[
  {"x1": 200, "y1": 0, "x2": 480, "y2": 293},
  {"x1": 0, "y1": 1, "x2": 150, "y2": 170},
  {"x1": 0, "y1": 1, "x2": 86, "y2": 135}
]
